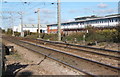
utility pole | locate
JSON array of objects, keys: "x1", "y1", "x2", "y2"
[
  {"x1": 57, "y1": 0, "x2": 61, "y2": 41},
  {"x1": 21, "y1": 12, "x2": 24, "y2": 37},
  {"x1": 37, "y1": 8, "x2": 41, "y2": 38},
  {"x1": 9, "y1": 13, "x2": 15, "y2": 36},
  {"x1": 35, "y1": 8, "x2": 41, "y2": 38},
  {"x1": 18, "y1": 12, "x2": 24, "y2": 37},
  {"x1": 0, "y1": 11, "x2": 17, "y2": 36},
  {"x1": 1, "y1": 11, "x2": 23, "y2": 36}
]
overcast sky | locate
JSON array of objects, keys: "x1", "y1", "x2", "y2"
[{"x1": 1, "y1": 0, "x2": 119, "y2": 29}]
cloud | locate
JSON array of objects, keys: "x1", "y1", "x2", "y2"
[
  {"x1": 40, "y1": 14, "x2": 56, "y2": 24},
  {"x1": 97, "y1": 3, "x2": 108, "y2": 8},
  {"x1": 41, "y1": 9, "x2": 55, "y2": 14},
  {"x1": 34, "y1": 8, "x2": 55, "y2": 14},
  {"x1": 82, "y1": 7, "x2": 117, "y2": 15},
  {"x1": 95, "y1": 9, "x2": 117, "y2": 14},
  {"x1": 43, "y1": 15, "x2": 52, "y2": 18},
  {"x1": 67, "y1": 19, "x2": 75, "y2": 22},
  {"x1": 68, "y1": 9, "x2": 79, "y2": 13},
  {"x1": 28, "y1": 17, "x2": 35, "y2": 22}
]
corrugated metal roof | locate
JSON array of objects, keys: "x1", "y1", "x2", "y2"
[{"x1": 47, "y1": 14, "x2": 120, "y2": 26}]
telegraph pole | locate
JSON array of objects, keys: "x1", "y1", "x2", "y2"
[
  {"x1": 0, "y1": 11, "x2": 16, "y2": 36},
  {"x1": 9, "y1": 13, "x2": 15, "y2": 36},
  {"x1": 21, "y1": 12, "x2": 24, "y2": 37},
  {"x1": 1, "y1": 11, "x2": 23, "y2": 36},
  {"x1": 57, "y1": 0, "x2": 61, "y2": 41},
  {"x1": 35, "y1": 8, "x2": 41, "y2": 38},
  {"x1": 37, "y1": 8, "x2": 41, "y2": 38},
  {"x1": 18, "y1": 12, "x2": 24, "y2": 37}
]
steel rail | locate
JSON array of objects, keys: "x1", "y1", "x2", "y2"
[
  {"x1": 5, "y1": 36, "x2": 119, "y2": 70},
  {"x1": 30, "y1": 40, "x2": 119, "y2": 59},
  {"x1": 20, "y1": 40, "x2": 120, "y2": 71},
  {"x1": 5, "y1": 36, "x2": 120, "y2": 53},
  {"x1": 36, "y1": 38, "x2": 120, "y2": 53},
  {"x1": 3, "y1": 36, "x2": 120, "y2": 75},
  {"x1": 3, "y1": 38, "x2": 94, "y2": 77}
]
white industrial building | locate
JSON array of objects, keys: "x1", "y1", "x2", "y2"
[
  {"x1": 47, "y1": 14, "x2": 120, "y2": 34},
  {"x1": 13, "y1": 24, "x2": 47, "y2": 33}
]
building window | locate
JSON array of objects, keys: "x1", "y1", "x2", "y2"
[
  {"x1": 111, "y1": 19, "x2": 113, "y2": 22},
  {"x1": 101, "y1": 21, "x2": 103, "y2": 23},
  {"x1": 102, "y1": 21, "x2": 104, "y2": 23},
  {"x1": 109, "y1": 19, "x2": 113, "y2": 22},
  {"x1": 111, "y1": 19, "x2": 114, "y2": 22},
  {"x1": 105, "y1": 20, "x2": 107, "y2": 22},
  {"x1": 80, "y1": 22, "x2": 82, "y2": 25}
]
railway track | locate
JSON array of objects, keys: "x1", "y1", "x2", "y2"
[
  {"x1": 17, "y1": 37, "x2": 120, "y2": 68},
  {"x1": 37, "y1": 39, "x2": 119, "y2": 56},
  {"x1": 3, "y1": 36, "x2": 119, "y2": 76}
]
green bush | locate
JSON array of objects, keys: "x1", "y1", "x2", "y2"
[
  {"x1": 96, "y1": 29, "x2": 118, "y2": 42},
  {"x1": 42, "y1": 33, "x2": 58, "y2": 41},
  {"x1": 14, "y1": 32, "x2": 20, "y2": 36},
  {"x1": 62, "y1": 32, "x2": 84, "y2": 42},
  {"x1": 21, "y1": 25, "x2": 119, "y2": 43}
]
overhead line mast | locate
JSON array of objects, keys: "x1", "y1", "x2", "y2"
[
  {"x1": 37, "y1": 8, "x2": 41, "y2": 38},
  {"x1": 57, "y1": 0, "x2": 61, "y2": 41},
  {"x1": 18, "y1": 12, "x2": 24, "y2": 37},
  {"x1": 0, "y1": 11, "x2": 21, "y2": 36}
]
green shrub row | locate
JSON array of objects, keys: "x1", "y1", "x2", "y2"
[{"x1": 4, "y1": 25, "x2": 120, "y2": 43}]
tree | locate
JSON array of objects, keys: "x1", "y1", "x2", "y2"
[
  {"x1": 7, "y1": 28, "x2": 13, "y2": 35},
  {"x1": 113, "y1": 24, "x2": 120, "y2": 43},
  {"x1": 24, "y1": 30, "x2": 30, "y2": 37},
  {"x1": 85, "y1": 25, "x2": 97, "y2": 42},
  {"x1": 2, "y1": 29, "x2": 5, "y2": 33}
]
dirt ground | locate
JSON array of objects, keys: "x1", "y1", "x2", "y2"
[
  {"x1": 3, "y1": 40, "x2": 85, "y2": 76},
  {"x1": 76, "y1": 42, "x2": 119, "y2": 51},
  {"x1": 91, "y1": 42, "x2": 119, "y2": 51}
]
